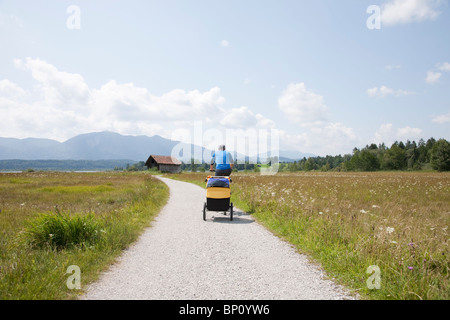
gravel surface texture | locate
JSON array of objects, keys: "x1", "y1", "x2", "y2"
[{"x1": 81, "y1": 177, "x2": 355, "y2": 300}]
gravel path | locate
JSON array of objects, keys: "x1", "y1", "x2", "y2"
[{"x1": 81, "y1": 177, "x2": 355, "y2": 300}]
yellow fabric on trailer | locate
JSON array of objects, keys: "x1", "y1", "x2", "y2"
[{"x1": 206, "y1": 187, "x2": 231, "y2": 199}]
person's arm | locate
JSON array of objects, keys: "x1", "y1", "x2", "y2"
[
  {"x1": 229, "y1": 152, "x2": 234, "y2": 169},
  {"x1": 210, "y1": 153, "x2": 215, "y2": 171}
]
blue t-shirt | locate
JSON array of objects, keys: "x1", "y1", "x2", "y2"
[{"x1": 211, "y1": 150, "x2": 233, "y2": 170}]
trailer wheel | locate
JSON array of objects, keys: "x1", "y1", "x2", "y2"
[
  {"x1": 203, "y1": 202, "x2": 207, "y2": 221},
  {"x1": 230, "y1": 203, "x2": 233, "y2": 221}
]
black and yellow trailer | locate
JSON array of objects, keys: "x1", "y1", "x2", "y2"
[{"x1": 203, "y1": 176, "x2": 233, "y2": 221}]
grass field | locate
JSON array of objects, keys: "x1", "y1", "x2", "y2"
[
  {"x1": 2, "y1": 170, "x2": 448, "y2": 300},
  {"x1": 0, "y1": 171, "x2": 168, "y2": 299},
  {"x1": 169, "y1": 171, "x2": 449, "y2": 300}
]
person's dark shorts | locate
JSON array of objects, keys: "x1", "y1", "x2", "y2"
[{"x1": 215, "y1": 168, "x2": 232, "y2": 176}]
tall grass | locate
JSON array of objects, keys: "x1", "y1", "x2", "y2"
[
  {"x1": 170, "y1": 171, "x2": 449, "y2": 300},
  {"x1": 22, "y1": 211, "x2": 104, "y2": 250},
  {"x1": 0, "y1": 172, "x2": 168, "y2": 299}
]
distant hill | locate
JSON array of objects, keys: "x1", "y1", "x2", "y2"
[
  {"x1": 257, "y1": 150, "x2": 316, "y2": 163},
  {"x1": 0, "y1": 131, "x2": 315, "y2": 163},
  {"x1": 0, "y1": 132, "x2": 179, "y2": 161},
  {"x1": 0, "y1": 137, "x2": 63, "y2": 160},
  {"x1": 61, "y1": 132, "x2": 179, "y2": 161},
  {"x1": 278, "y1": 150, "x2": 316, "y2": 161}
]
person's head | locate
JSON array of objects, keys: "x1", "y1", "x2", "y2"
[{"x1": 218, "y1": 144, "x2": 226, "y2": 151}]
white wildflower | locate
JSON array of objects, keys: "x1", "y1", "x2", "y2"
[
  {"x1": 360, "y1": 209, "x2": 367, "y2": 214},
  {"x1": 386, "y1": 227, "x2": 395, "y2": 234}
]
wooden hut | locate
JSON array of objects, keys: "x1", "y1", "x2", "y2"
[{"x1": 145, "y1": 155, "x2": 182, "y2": 173}]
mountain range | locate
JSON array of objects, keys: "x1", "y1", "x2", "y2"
[{"x1": 0, "y1": 131, "x2": 314, "y2": 162}]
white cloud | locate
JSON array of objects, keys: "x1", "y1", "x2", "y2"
[
  {"x1": 2, "y1": 57, "x2": 281, "y2": 151},
  {"x1": 425, "y1": 62, "x2": 450, "y2": 84},
  {"x1": 381, "y1": 0, "x2": 443, "y2": 26},
  {"x1": 87, "y1": 83, "x2": 226, "y2": 138},
  {"x1": 219, "y1": 106, "x2": 275, "y2": 130},
  {"x1": 90, "y1": 81, "x2": 225, "y2": 123},
  {"x1": 0, "y1": 12, "x2": 24, "y2": 29},
  {"x1": 438, "y1": 62, "x2": 450, "y2": 72},
  {"x1": 278, "y1": 130, "x2": 309, "y2": 152},
  {"x1": 367, "y1": 85, "x2": 415, "y2": 97},
  {"x1": 14, "y1": 57, "x2": 90, "y2": 108},
  {"x1": 278, "y1": 82, "x2": 329, "y2": 127},
  {"x1": 1, "y1": 57, "x2": 231, "y2": 141},
  {"x1": 1, "y1": 58, "x2": 93, "y2": 140},
  {"x1": 385, "y1": 64, "x2": 402, "y2": 70},
  {"x1": 373, "y1": 123, "x2": 395, "y2": 145},
  {"x1": 432, "y1": 112, "x2": 450, "y2": 124},
  {"x1": 425, "y1": 71, "x2": 442, "y2": 84},
  {"x1": 277, "y1": 122, "x2": 358, "y2": 156},
  {"x1": 219, "y1": 106, "x2": 257, "y2": 129},
  {"x1": 0, "y1": 79, "x2": 27, "y2": 97},
  {"x1": 368, "y1": 86, "x2": 394, "y2": 97},
  {"x1": 372, "y1": 123, "x2": 423, "y2": 145},
  {"x1": 311, "y1": 122, "x2": 358, "y2": 153},
  {"x1": 255, "y1": 114, "x2": 276, "y2": 129},
  {"x1": 276, "y1": 82, "x2": 360, "y2": 155},
  {"x1": 220, "y1": 40, "x2": 229, "y2": 47},
  {"x1": 310, "y1": 122, "x2": 356, "y2": 141},
  {"x1": 397, "y1": 126, "x2": 423, "y2": 140}
]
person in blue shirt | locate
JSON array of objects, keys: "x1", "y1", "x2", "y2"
[{"x1": 210, "y1": 144, "x2": 234, "y2": 176}]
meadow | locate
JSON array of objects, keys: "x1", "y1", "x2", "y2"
[
  {"x1": 0, "y1": 171, "x2": 168, "y2": 299},
  {"x1": 1, "y1": 170, "x2": 448, "y2": 300},
  {"x1": 171, "y1": 171, "x2": 449, "y2": 300}
]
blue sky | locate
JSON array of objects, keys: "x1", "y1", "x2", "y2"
[{"x1": 0, "y1": 0, "x2": 449, "y2": 156}]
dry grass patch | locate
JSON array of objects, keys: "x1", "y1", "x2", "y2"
[{"x1": 0, "y1": 171, "x2": 168, "y2": 299}]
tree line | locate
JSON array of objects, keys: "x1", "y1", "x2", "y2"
[
  {"x1": 279, "y1": 138, "x2": 450, "y2": 172},
  {"x1": 0, "y1": 159, "x2": 136, "y2": 172},
  {"x1": 121, "y1": 137, "x2": 450, "y2": 173}
]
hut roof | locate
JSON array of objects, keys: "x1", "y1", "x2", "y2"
[{"x1": 148, "y1": 155, "x2": 182, "y2": 165}]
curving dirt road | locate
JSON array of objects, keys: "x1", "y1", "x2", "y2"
[{"x1": 81, "y1": 176, "x2": 355, "y2": 300}]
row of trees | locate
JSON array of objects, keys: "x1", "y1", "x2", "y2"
[
  {"x1": 122, "y1": 137, "x2": 448, "y2": 173},
  {"x1": 280, "y1": 138, "x2": 450, "y2": 172},
  {"x1": 0, "y1": 159, "x2": 134, "y2": 172}
]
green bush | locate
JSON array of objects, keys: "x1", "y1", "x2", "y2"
[
  {"x1": 23, "y1": 212, "x2": 104, "y2": 250},
  {"x1": 430, "y1": 139, "x2": 450, "y2": 172}
]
